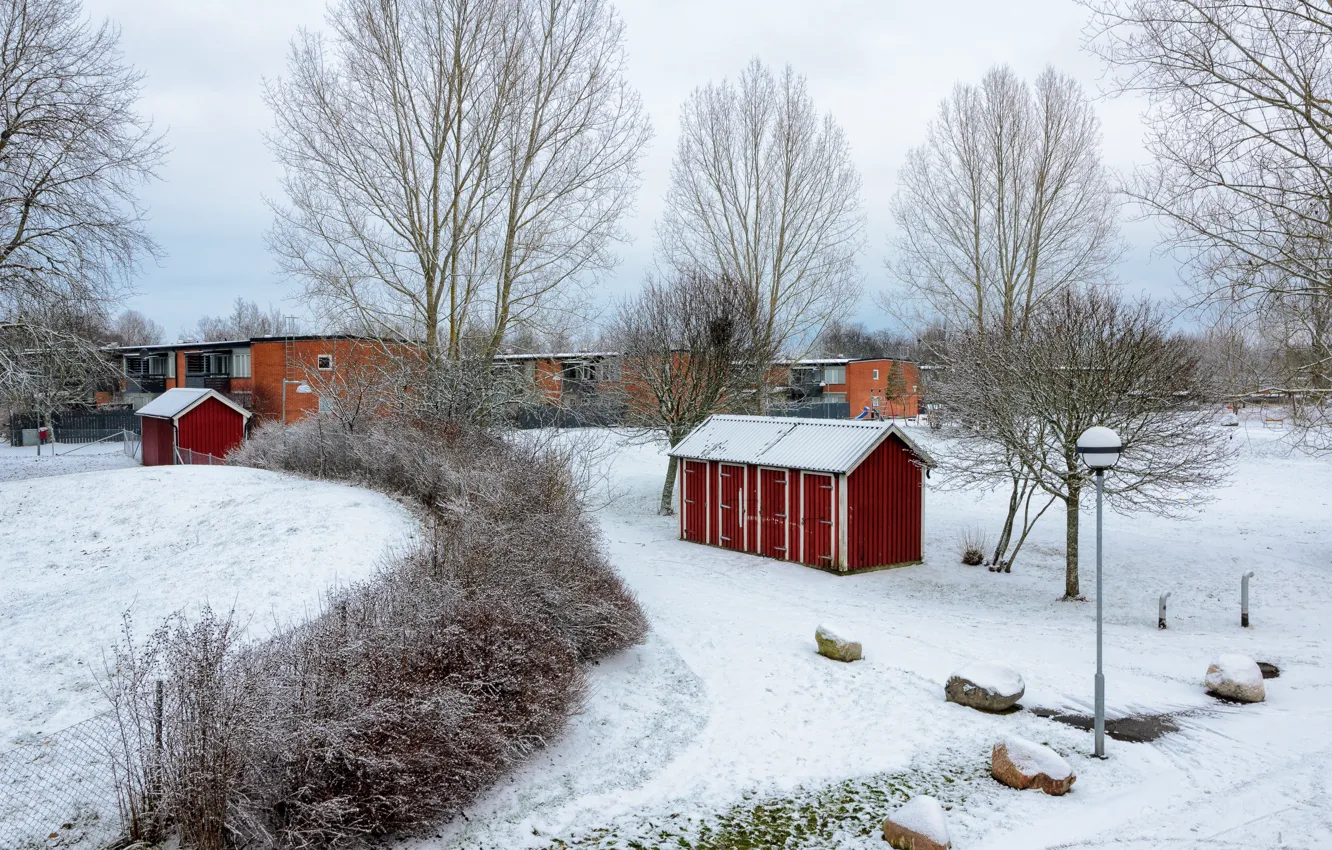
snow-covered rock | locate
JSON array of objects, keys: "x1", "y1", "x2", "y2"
[
  {"x1": 882, "y1": 794, "x2": 951, "y2": 850},
  {"x1": 815, "y1": 623, "x2": 862, "y2": 662},
  {"x1": 945, "y1": 662, "x2": 1025, "y2": 712},
  {"x1": 1206, "y1": 653, "x2": 1266, "y2": 703},
  {"x1": 991, "y1": 736, "x2": 1076, "y2": 796}
]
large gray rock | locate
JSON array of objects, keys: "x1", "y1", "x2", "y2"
[
  {"x1": 1206, "y1": 653, "x2": 1266, "y2": 703},
  {"x1": 815, "y1": 623, "x2": 862, "y2": 662},
  {"x1": 945, "y1": 663, "x2": 1025, "y2": 712}
]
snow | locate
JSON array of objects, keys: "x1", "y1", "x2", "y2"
[
  {"x1": 404, "y1": 415, "x2": 1332, "y2": 849},
  {"x1": 815, "y1": 622, "x2": 857, "y2": 644},
  {"x1": 134, "y1": 386, "x2": 216, "y2": 418},
  {"x1": 0, "y1": 463, "x2": 415, "y2": 743},
  {"x1": 0, "y1": 440, "x2": 138, "y2": 482},
  {"x1": 1206, "y1": 653, "x2": 1263, "y2": 689},
  {"x1": 1000, "y1": 737, "x2": 1074, "y2": 782},
  {"x1": 953, "y1": 662, "x2": 1025, "y2": 696},
  {"x1": 888, "y1": 795, "x2": 950, "y2": 845}
]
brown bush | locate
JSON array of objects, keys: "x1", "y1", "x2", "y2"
[{"x1": 111, "y1": 415, "x2": 646, "y2": 848}]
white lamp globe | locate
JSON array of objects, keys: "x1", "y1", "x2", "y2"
[{"x1": 1077, "y1": 426, "x2": 1122, "y2": 470}]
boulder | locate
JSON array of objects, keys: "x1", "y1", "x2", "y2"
[
  {"x1": 991, "y1": 737, "x2": 1076, "y2": 796},
  {"x1": 815, "y1": 623, "x2": 862, "y2": 662},
  {"x1": 1205, "y1": 653, "x2": 1266, "y2": 703},
  {"x1": 945, "y1": 663, "x2": 1025, "y2": 712},
  {"x1": 882, "y1": 795, "x2": 951, "y2": 850}
]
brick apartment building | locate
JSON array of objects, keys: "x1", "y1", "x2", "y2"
[
  {"x1": 105, "y1": 337, "x2": 920, "y2": 424},
  {"x1": 106, "y1": 335, "x2": 397, "y2": 424}
]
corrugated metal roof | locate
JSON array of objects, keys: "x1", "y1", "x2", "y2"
[
  {"x1": 669, "y1": 414, "x2": 935, "y2": 473},
  {"x1": 135, "y1": 388, "x2": 251, "y2": 421}
]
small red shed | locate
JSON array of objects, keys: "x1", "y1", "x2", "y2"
[
  {"x1": 669, "y1": 415, "x2": 936, "y2": 572},
  {"x1": 135, "y1": 388, "x2": 251, "y2": 466}
]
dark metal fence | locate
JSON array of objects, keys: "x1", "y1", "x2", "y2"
[{"x1": 8, "y1": 411, "x2": 141, "y2": 446}]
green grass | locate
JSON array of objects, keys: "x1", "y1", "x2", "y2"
[{"x1": 541, "y1": 758, "x2": 989, "y2": 850}]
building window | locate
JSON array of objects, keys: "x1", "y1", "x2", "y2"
[
  {"x1": 873, "y1": 369, "x2": 880, "y2": 380},
  {"x1": 318, "y1": 395, "x2": 335, "y2": 413},
  {"x1": 232, "y1": 352, "x2": 251, "y2": 378},
  {"x1": 824, "y1": 365, "x2": 846, "y2": 384},
  {"x1": 317, "y1": 354, "x2": 333, "y2": 371}
]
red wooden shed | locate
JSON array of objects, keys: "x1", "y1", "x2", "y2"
[
  {"x1": 135, "y1": 388, "x2": 251, "y2": 466},
  {"x1": 669, "y1": 415, "x2": 936, "y2": 572}
]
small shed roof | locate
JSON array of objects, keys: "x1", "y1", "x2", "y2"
[
  {"x1": 135, "y1": 388, "x2": 251, "y2": 421},
  {"x1": 668, "y1": 415, "x2": 935, "y2": 474}
]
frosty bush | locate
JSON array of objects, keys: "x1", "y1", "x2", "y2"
[{"x1": 112, "y1": 415, "x2": 646, "y2": 848}]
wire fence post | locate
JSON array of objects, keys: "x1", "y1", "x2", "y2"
[{"x1": 153, "y1": 679, "x2": 164, "y2": 805}]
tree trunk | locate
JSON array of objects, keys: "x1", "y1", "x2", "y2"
[
  {"x1": 992, "y1": 472, "x2": 1021, "y2": 566},
  {"x1": 1064, "y1": 480, "x2": 1081, "y2": 599},
  {"x1": 660, "y1": 454, "x2": 680, "y2": 516}
]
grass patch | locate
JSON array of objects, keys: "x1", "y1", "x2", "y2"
[{"x1": 541, "y1": 758, "x2": 989, "y2": 850}]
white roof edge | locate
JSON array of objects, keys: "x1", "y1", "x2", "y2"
[
  {"x1": 668, "y1": 414, "x2": 935, "y2": 473},
  {"x1": 135, "y1": 387, "x2": 252, "y2": 421}
]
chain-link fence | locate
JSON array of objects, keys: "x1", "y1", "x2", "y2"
[
  {"x1": 0, "y1": 714, "x2": 126, "y2": 850},
  {"x1": 174, "y1": 447, "x2": 224, "y2": 465}
]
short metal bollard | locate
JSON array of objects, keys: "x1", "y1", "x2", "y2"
[
  {"x1": 1159, "y1": 591, "x2": 1172, "y2": 630},
  {"x1": 1241, "y1": 571, "x2": 1255, "y2": 627}
]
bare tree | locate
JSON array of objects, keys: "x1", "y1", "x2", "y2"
[
  {"x1": 0, "y1": 304, "x2": 118, "y2": 435},
  {"x1": 609, "y1": 270, "x2": 752, "y2": 514},
  {"x1": 943, "y1": 287, "x2": 1232, "y2": 598},
  {"x1": 1084, "y1": 0, "x2": 1332, "y2": 440},
  {"x1": 0, "y1": 0, "x2": 163, "y2": 314},
  {"x1": 189, "y1": 297, "x2": 288, "y2": 342},
  {"x1": 888, "y1": 65, "x2": 1121, "y2": 336},
  {"x1": 887, "y1": 65, "x2": 1122, "y2": 568},
  {"x1": 658, "y1": 58, "x2": 864, "y2": 409},
  {"x1": 0, "y1": 0, "x2": 163, "y2": 424},
  {"x1": 106, "y1": 309, "x2": 165, "y2": 346},
  {"x1": 265, "y1": 0, "x2": 650, "y2": 362},
  {"x1": 812, "y1": 319, "x2": 914, "y2": 360}
]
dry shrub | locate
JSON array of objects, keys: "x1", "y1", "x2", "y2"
[
  {"x1": 103, "y1": 414, "x2": 647, "y2": 847},
  {"x1": 957, "y1": 525, "x2": 989, "y2": 566}
]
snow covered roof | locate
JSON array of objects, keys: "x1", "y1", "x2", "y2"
[
  {"x1": 668, "y1": 414, "x2": 935, "y2": 473},
  {"x1": 135, "y1": 388, "x2": 252, "y2": 421}
]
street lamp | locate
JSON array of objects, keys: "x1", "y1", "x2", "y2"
[{"x1": 1076, "y1": 425, "x2": 1122, "y2": 759}]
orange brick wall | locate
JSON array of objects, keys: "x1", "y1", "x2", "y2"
[
  {"x1": 846, "y1": 360, "x2": 921, "y2": 419},
  {"x1": 250, "y1": 338, "x2": 405, "y2": 423}
]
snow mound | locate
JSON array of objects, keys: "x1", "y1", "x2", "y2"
[
  {"x1": 887, "y1": 794, "x2": 950, "y2": 844},
  {"x1": 1207, "y1": 653, "x2": 1263, "y2": 689},
  {"x1": 1001, "y1": 736, "x2": 1073, "y2": 781},
  {"x1": 0, "y1": 465, "x2": 415, "y2": 742},
  {"x1": 952, "y1": 661, "x2": 1024, "y2": 696}
]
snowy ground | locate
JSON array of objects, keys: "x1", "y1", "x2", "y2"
[
  {"x1": 414, "y1": 418, "x2": 1332, "y2": 850},
  {"x1": 0, "y1": 459, "x2": 417, "y2": 743},
  {"x1": 0, "y1": 439, "x2": 140, "y2": 482}
]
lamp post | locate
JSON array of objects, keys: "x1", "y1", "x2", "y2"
[{"x1": 1076, "y1": 425, "x2": 1122, "y2": 759}]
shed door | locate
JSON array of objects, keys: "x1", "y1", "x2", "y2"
[
  {"x1": 759, "y1": 468, "x2": 790, "y2": 559},
  {"x1": 718, "y1": 463, "x2": 745, "y2": 551},
  {"x1": 802, "y1": 472, "x2": 836, "y2": 567},
  {"x1": 681, "y1": 460, "x2": 708, "y2": 543}
]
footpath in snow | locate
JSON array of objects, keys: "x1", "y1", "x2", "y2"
[{"x1": 415, "y1": 421, "x2": 1332, "y2": 850}]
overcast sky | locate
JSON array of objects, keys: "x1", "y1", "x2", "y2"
[{"x1": 84, "y1": 0, "x2": 1177, "y2": 339}]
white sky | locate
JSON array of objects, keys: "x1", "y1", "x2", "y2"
[{"x1": 85, "y1": 0, "x2": 1178, "y2": 338}]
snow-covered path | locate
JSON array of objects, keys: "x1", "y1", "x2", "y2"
[
  {"x1": 419, "y1": 421, "x2": 1332, "y2": 850},
  {"x1": 0, "y1": 464, "x2": 416, "y2": 743}
]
